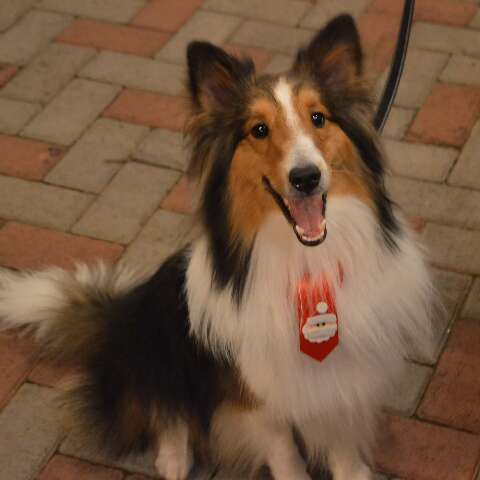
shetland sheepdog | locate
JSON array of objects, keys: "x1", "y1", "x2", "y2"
[{"x1": 0, "y1": 15, "x2": 434, "y2": 480}]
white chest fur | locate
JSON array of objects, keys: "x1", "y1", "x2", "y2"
[{"x1": 186, "y1": 198, "x2": 433, "y2": 425}]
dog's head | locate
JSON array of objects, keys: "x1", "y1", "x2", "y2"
[{"x1": 185, "y1": 15, "x2": 397, "y2": 294}]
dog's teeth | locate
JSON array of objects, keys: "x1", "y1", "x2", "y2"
[
  {"x1": 304, "y1": 233, "x2": 322, "y2": 242},
  {"x1": 295, "y1": 225, "x2": 305, "y2": 235},
  {"x1": 319, "y1": 219, "x2": 326, "y2": 231}
]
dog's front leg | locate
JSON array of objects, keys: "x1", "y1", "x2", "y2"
[
  {"x1": 255, "y1": 414, "x2": 311, "y2": 480},
  {"x1": 266, "y1": 430, "x2": 311, "y2": 480},
  {"x1": 155, "y1": 419, "x2": 193, "y2": 480},
  {"x1": 329, "y1": 447, "x2": 373, "y2": 480}
]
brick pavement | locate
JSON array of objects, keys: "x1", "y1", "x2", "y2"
[{"x1": 0, "y1": 1, "x2": 479, "y2": 479}]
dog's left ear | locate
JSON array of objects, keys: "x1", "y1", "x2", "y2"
[
  {"x1": 293, "y1": 14, "x2": 363, "y2": 89},
  {"x1": 187, "y1": 41, "x2": 254, "y2": 112}
]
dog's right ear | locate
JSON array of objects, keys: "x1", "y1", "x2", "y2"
[
  {"x1": 293, "y1": 15, "x2": 363, "y2": 91},
  {"x1": 187, "y1": 41, "x2": 254, "y2": 112}
]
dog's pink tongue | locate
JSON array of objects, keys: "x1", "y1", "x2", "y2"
[{"x1": 288, "y1": 195, "x2": 325, "y2": 238}]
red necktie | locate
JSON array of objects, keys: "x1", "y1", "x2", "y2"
[{"x1": 296, "y1": 268, "x2": 342, "y2": 362}]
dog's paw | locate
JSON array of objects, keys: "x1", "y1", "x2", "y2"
[
  {"x1": 332, "y1": 462, "x2": 373, "y2": 480},
  {"x1": 155, "y1": 446, "x2": 193, "y2": 480},
  {"x1": 352, "y1": 465, "x2": 373, "y2": 480}
]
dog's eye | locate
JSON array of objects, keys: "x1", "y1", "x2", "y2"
[
  {"x1": 311, "y1": 112, "x2": 325, "y2": 128},
  {"x1": 251, "y1": 123, "x2": 269, "y2": 139}
]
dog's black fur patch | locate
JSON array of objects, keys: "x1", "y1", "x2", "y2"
[
  {"x1": 71, "y1": 250, "x2": 231, "y2": 456},
  {"x1": 201, "y1": 132, "x2": 254, "y2": 305}
]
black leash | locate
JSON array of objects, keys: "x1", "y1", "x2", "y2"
[{"x1": 374, "y1": 0, "x2": 415, "y2": 132}]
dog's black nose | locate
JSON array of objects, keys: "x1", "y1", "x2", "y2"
[{"x1": 289, "y1": 165, "x2": 321, "y2": 194}]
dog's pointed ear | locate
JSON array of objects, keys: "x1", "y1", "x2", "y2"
[
  {"x1": 187, "y1": 41, "x2": 254, "y2": 111},
  {"x1": 293, "y1": 15, "x2": 363, "y2": 89}
]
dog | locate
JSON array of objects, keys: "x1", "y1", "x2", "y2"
[{"x1": 0, "y1": 15, "x2": 434, "y2": 480}]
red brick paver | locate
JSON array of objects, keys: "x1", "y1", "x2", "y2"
[
  {"x1": 376, "y1": 415, "x2": 480, "y2": 480},
  {"x1": 0, "y1": 65, "x2": 18, "y2": 87},
  {"x1": 38, "y1": 455, "x2": 123, "y2": 480},
  {"x1": 104, "y1": 89, "x2": 187, "y2": 130},
  {"x1": 418, "y1": 318, "x2": 480, "y2": 433},
  {"x1": 160, "y1": 176, "x2": 194, "y2": 215},
  {"x1": 132, "y1": 0, "x2": 203, "y2": 33},
  {"x1": 56, "y1": 20, "x2": 171, "y2": 57},
  {"x1": 408, "y1": 84, "x2": 480, "y2": 147},
  {"x1": 369, "y1": 0, "x2": 478, "y2": 27},
  {"x1": 358, "y1": 12, "x2": 399, "y2": 73},
  {"x1": 0, "y1": 333, "x2": 35, "y2": 410},
  {"x1": 0, "y1": 134, "x2": 64, "y2": 181},
  {"x1": 0, "y1": 222, "x2": 124, "y2": 270}
]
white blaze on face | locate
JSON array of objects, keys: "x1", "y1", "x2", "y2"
[{"x1": 273, "y1": 77, "x2": 330, "y2": 191}]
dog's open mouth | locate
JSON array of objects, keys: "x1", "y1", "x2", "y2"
[{"x1": 262, "y1": 177, "x2": 327, "y2": 246}]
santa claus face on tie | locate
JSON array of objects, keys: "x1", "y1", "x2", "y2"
[{"x1": 302, "y1": 301, "x2": 338, "y2": 343}]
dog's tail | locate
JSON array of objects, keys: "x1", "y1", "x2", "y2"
[
  {"x1": 0, "y1": 262, "x2": 160, "y2": 455},
  {"x1": 0, "y1": 263, "x2": 144, "y2": 364}
]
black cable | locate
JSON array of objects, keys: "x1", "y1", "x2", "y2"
[{"x1": 374, "y1": 0, "x2": 415, "y2": 132}]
